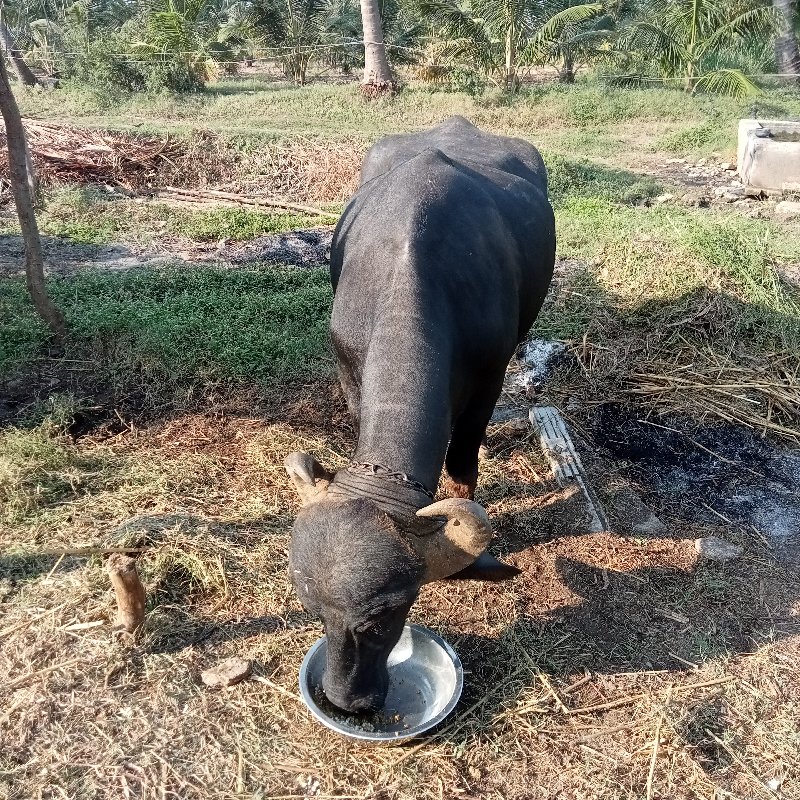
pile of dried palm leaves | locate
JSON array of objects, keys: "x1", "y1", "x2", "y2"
[
  {"x1": 625, "y1": 349, "x2": 800, "y2": 441},
  {"x1": 0, "y1": 119, "x2": 185, "y2": 189},
  {"x1": 0, "y1": 121, "x2": 364, "y2": 202}
]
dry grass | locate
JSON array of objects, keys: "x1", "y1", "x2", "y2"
[
  {"x1": 236, "y1": 136, "x2": 366, "y2": 204},
  {"x1": 2, "y1": 389, "x2": 798, "y2": 800},
  {"x1": 0, "y1": 120, "x2": 363, "y2": 203}
]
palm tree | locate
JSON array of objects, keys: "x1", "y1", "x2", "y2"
[
  {"x1": 360, "y1": 0, "x2": 393, "y2": 93},
  {"x1": 525, "y1": 0, "x2": 613, "y2": 82},
  {"x1": 416, "y1": 0, "x2": 604, "y2": 90},
  {"x1": 773, "y1": 0, "x2": 800, "y2": 78},
  {"x1": 134, "y1": 0, "x2": 239, "y2": 86},
  {"x1": 616, "y1": 0, "x2": 777, "y2": 97},
  {"x1": 0, "y1": 19, "x2": 39, "y2": 84},
  {"x1": 226, "y1": 0, "x2": 343, "y2": 85}
]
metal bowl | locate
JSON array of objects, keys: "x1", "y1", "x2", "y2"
[{"x1": 298, "y1": 624, "x2": 463, "y2": 742}]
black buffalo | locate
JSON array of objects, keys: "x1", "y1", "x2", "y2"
[{"x1": 285, "y1": 116, "x2": 556, "y2": 713}]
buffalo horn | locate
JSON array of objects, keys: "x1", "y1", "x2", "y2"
[
  {"x1": 284, "y1": 451, "x2": 331, "y2": 505},
  {"x1": 415, "y1": 498, "x2": 493, "y2": 582}
]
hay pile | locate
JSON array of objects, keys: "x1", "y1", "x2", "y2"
[
  {"x1": 627, "y1": 350, "x2": 800, "y2": 441},
  {"x1": 0, "y1": 119, "x2": 186, "y2": 189},
  {"x1": 242, "y1": 135, "x2": 365, "y2": 204},
  {"x1": 0, "y1": 120, "x2": 364, "y2": 202}
]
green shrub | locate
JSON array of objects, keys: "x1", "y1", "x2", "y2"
[
  {"x1": 448, "y1": 67, "x2": 487, "y2": 97},
  {"x1": 176, "y1": 209, "x2": 321, "y2": 241}
]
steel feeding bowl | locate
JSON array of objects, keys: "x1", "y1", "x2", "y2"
[{"x1": 298, "y1": 624, "x2": 463, "y2": 742}]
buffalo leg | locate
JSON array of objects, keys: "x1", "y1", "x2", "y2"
[
  {"x1": 444, "y1": 390, "x2": 500, "y2": 500},
  {"x1": 334, "y1": 333, "x2": 363, "y2": 435}
]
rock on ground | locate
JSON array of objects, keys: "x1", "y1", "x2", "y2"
[
  {"x1": 694, "y1": 537, "x2": 744, "y2": 563},
  {"x1": 201, "y1": 657, "x2": 252, "y2": 688},
  {"x1": 775, "y1": 200, "x2": 800, "y2": 221}
]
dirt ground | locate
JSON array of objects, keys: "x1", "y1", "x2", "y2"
[
  {"x1": 2, "y1": 349, "x2": 799, "y2": 800},
  {"x1": 2, "y1": 103, "x2": 800, "y2": 798}
]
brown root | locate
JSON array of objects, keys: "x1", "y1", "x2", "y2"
[
  {"x1": 359, "y1": 81, "x2": 397, "y2": 100},
  {"x1": 106, "y1": 553, "x2": 146, "y2": 634}
]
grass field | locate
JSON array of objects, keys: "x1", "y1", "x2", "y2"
[{"x1": 2, "y1": 75, "x2": 800, "y2": 800}]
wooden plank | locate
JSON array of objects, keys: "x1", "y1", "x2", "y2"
[{"x1": 529, "y1": 406, "x2": 609, "y2": 533}]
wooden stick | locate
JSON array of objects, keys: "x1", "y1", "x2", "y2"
[
  {"x1": 2, "y1": 657, "x2": 83, "y2": 692},
  {"x1": 537, "y1": 669, "x2": 570, "y2": 714},
  {"x1": 530, "y1": 406, "x2": 609, "y2": 532},
  {"x1": 160, "y1": 186, "x2": 338, "y2": 219},
  {"x1": 645, "y1": 711, "x2": 664, "y2": 800},
  {"x1": 106, "y1": 554, "x2": 146, "y2": 633},
  {"x1": 21, "y1": 546, "x2": 148, "y2": 557},
  {"x1": 566, "y1": 676, "x2": 733, "y2": 715},
  {"x1": 251, "y1": 674, "x2": 302, "y2": 703},
  {"x1": 563, "y1": 673, "x2": 593, "y2": 695}
]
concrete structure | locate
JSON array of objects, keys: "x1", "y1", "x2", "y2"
[{"x1": 738, "y1": 119, "x2": 800, "y2": 194}]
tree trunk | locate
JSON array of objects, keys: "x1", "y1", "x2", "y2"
[
  {"x1": 360, "y1": 0, "x2": 394, "y2": 97},
  {"x1": 0, "y1": 47, "x2": 65, "y2": 339},
  {"x1": 774, "y1": 0, "x2": 800, "y2": 78},
  {"x1": 559, "y1": 50, "x2": 575, "y2": 83},
  {"x1": 0, "y1": 21, "x2": 38, "y2": 87},
  {"x1": 504, "y1": 23, "x2": 517, "y2": 90}
]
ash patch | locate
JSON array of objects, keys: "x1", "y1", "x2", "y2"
[
  {"x1": 508, "y1": 340, "x2": 568, "y2": 393},
  {"x1": 221, "y1": 228, "x2": 333, "y2": 268},
  {"x1": 0, "y1": 226, "x2": 335, "y2": 277},
  {"x1": 0, "y1": 235, "x2": 160, "y2": 277},
  {"x1": 593, "y1": 404, "x2": 800, "y2": 560}
]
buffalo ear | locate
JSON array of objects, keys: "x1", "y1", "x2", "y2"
[
  {"x1": 445, "y1": 551, "x2": 522, "y2": 582},
  {"x1": 415, "y1": 498, "x2": 492, "y2": 582},
  {"x1": 285, "y1": 452, "x2": 332, "y2": 506}
]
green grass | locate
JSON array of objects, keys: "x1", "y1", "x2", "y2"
[
  {"x1": 531, "y1": 197, "x2": 800, "y2": 348},
  {"x1": 653, "y1": 122, "x2": 730, "y2": 156},
  {"x1": 1, "y1": 265, "x2": 334, "y2": 387},
  {"x1": 177, "y1": 207, "x2": 322, "y2": 241},
  {"x1": 0, "y1": 188, "x2": 331, "y2": 246},
  {"x1": 18, "y1": 78, "x2": 800, "y2": 158},
  {"x1": 4, "y1": 77, "x2": 800, "y2": 408},
  {"x1": 545, "y1": 154, "x2": 663, "y2": 206}
]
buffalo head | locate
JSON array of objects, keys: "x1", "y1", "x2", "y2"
[{"x1": 285, "y1": 451, "x2": 517, "y2": 713}]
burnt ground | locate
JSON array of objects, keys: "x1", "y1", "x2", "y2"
[
  {"x1": 591, "y1": 404, "x2": 800, "y2": 559},
  {"x1": 0, "y1": 226, "x2": 335, "y2": 277}
]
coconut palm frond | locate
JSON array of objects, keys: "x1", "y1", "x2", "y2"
[
  {"x1": 700, "y1": 4, "x2": 777, "y2": 56},
  {"x1": 693, "y1": 66, "x2": 760, "y2": 97},
  {"x1": 530, "y1": 2, "x2": 603, "y2": 44}
]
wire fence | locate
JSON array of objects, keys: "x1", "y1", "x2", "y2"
[{"x1": 3, "y1": 37, "x2": 800, "y2": 83}]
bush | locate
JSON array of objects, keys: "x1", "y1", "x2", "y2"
[
  {"x1": 448, "y1": 67, "x2": 486, "y2": 97},
  {"x1": 60, "y1": 35, "x2": 147, "y2": 95},
  {"x1": 59, "y1": 32, "x2": 206, "y2": 97},
  {"x1": 142, "y1": 59, "x2": 205, "y2": 94}
]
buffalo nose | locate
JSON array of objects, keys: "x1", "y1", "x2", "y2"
[{"x1": 321, "y1": 680, "x2": 384, "y2": 714}]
